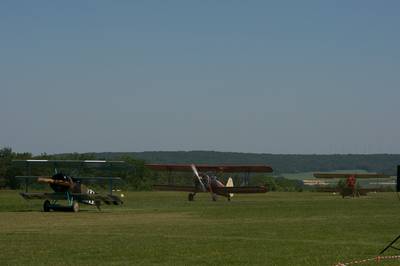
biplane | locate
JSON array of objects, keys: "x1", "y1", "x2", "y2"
[
  {"x1": 13, "y1": 160, "x2": 128, "y2": 212},
  {"x1": 313, "y1": 172, "x2": 391, "y2": 198},
  {"x1": 147, "y1": 163, "x2": 271, "y2": 201}
]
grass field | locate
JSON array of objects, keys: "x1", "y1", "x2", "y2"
[{"x1": 1, "y1": 190, "x2": 400, "y2": 265}]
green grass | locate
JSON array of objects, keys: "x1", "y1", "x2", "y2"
[{"x1": 1, "y1": 190, "x2": 400, "y2": 265}]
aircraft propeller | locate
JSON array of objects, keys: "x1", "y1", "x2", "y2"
[
  {"x1": 190, "y1": 164, "x2": 216, "y2": 201},
  {"x1": 190, "y1": 164, "x2": 206, "y2": 192}
]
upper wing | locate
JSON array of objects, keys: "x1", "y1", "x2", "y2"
[
  {"x1": 12, "y1": 159, "x2": 128, "y2": 170},
  {"x1": 214, "y1": 186, "x2": 268, "y2": 194},
  {"x1": 313, "y1": 173, "x2": 391, "y2": 179},
  {"x1": 153, "y1": 185, "x2": 196, "y2": 192},
  {"x1": 15, "y1": 176, "x2": 122, "y2": 183},
  {"x1": 146, "y1": 164, "x2": 273, "y2": 173}
]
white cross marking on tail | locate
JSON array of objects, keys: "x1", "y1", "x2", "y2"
[{"x1": 83, "y1": 188, "x2": 96, "y2": 205}]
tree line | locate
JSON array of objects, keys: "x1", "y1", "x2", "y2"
[
  {"x1": 2, "y1": 148, "x2": 399, "y2": 191},
  {"x1": 85, "y1": 151, "x2": 400, "y2": 174}
]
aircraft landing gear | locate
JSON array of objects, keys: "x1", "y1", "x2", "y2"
[
  {"x1": 188, "y1": 193, "x2": 196, "y2": 201},
  {"x1": 71, "y1": 201, "x2": 80, "y2": 212},
  {"x1": 43, "y1": 200, "x2": 51, "y2": 212},
  {"x1": 42, "y1": 199, "x2": 80, "y2": 212}
]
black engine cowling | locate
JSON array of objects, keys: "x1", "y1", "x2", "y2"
[{"x1": 50, "y1": 173, "x2": 72, "y2": 192}]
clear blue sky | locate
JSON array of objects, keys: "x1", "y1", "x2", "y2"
[{"x1": 1, "y1": 1, "x2": 399, "y2": 154}]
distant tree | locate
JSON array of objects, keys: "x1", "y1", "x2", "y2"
[
  {"x1": 0, "y1": 147, "x2": 13, "y2": 188},
  {"x1": 118, "y1": 156, "x2": 149, "y2": 189},
  {"x1": 0, "y1": 147, "x2": 32, "y2": 188}
]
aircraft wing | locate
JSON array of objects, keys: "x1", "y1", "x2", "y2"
[
  {"x1": 12, "y1": 159, "x2": 129, "y2": 170},
  {"x1": 15, "y1": 176, "x2": 122, "y2": 183},
  {"x1": 152, "y1": 185, "x2": 268, "y2": 193},
  {"x1": 146, "y1": 164, "x2": 273, "y2": 173},
  {"x1": 72, "y1": 176, "x2": 122, "y2": 181},
  {"x1": 15, "y1": 176, "x2": 41, "y2": 179},
  {"x1": 214, "y1": 186, "x2": 268, "y2": 194},
  {"x1": 20, "y1": 192, "x2": 123, "y2": 205},
  {"x1": 313, "y1": 173, "x2": 390, "y2": 179},
  {"x1": 20, "y1": 192, "x2": 67, "y2": 200},
  {"x1": 153, "y1": 185, "x2": 197, "y2": 192}
]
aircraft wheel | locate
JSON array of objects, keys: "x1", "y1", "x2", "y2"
[
  {"x1": 212, "y1": 194, "x2": 217, "y2": 202},
  {"x1": 72, "y1": 201, "x2": 80, "y2": 212},
  {"x1": 188, "y1": 193, "x2": 194, "y2": 201},
  {"x1": 43, "y1": 200, "x2": 51, "y2": 212}
]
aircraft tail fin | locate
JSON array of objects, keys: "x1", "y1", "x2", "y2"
[
  {"x1": 226, "y1": 177, "x2": 234, "y2": 198},
  {"x1": 82, "y1": 188, "x2": 96, "y2": 205}
]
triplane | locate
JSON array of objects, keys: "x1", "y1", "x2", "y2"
[
  {"x1": 13, "y1": 159, "x2": 128, "y2": 212},
  {"x1": 148, "y1": 163, "x2": 272, "y2": 201}
]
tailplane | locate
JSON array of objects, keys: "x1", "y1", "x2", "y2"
[
  {"x1": 226, "y1": 177, "x2": 234, "y2": 198},
  {"x1": 82, "y1": 188, "x2": 96, "y2": 205}
]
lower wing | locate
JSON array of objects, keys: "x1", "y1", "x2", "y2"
[
  {"x1": 20, "y1": 192, "x2": 123, "y2": 205},
  {"x1": 20, "y1": 192, "x2": 66, "y2": 200},
  {"x1": 214, "y1": 186, "x2": 268, "y2": 194}
]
